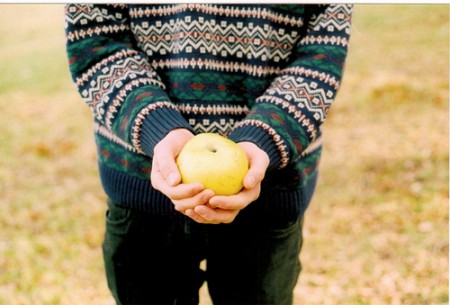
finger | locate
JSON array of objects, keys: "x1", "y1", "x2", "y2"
[
  {"x1": 244, "y1": 156, "x2": 269, "y2": 190},
  {"x1": 185, "y1": 209, "x2": 209, "y2": 224},
  {"x1": 152, "y1": 129, "x2": 194, "y2": 186},
  {"x1": 154, "y1": 152, "x2": 181, "y2": 187},
  {"x1": 237, "y1": 142, "x2": 270, "y2": 189},
  {"x1": 163, "y1": 183, "x2": 205, "y2": 201},
  {"x1": 193, "y1": 205, "x2": 239, "y2": 224},
  {"x1": 208, "y1": 184, "x2": 261, "y2": 210},
  {"x1": 173, "y1": 189, "x2": 215, "y2": 212},
  {"x1": 152, "y1": 165, "x2": 204, "y2": 200}
]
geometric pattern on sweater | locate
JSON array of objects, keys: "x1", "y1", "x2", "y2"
[
  {"x1": 177, "y1": 103, "x2": 249, "y2": 116},
  {"x1": 131, "y1": 17, "x2": 301, "y2": 63},
  {"x1": 65, "y1": 4, "x2": 353, "y2": 211},
  {"x1": 66, "y1": 3, "x2": 353, "y2": 159},
  {"x1": 79, "y1": 54, "x2": 165, "y2": 125},
  {"x1": 96, "y1": 131, "x2": 151, "y2": 180},
  {"x1": 153, "y1": 6, "x2": 348, "y2": 168},
  {"x1": 162, "y1": 71, "x2": 268, "y2": 102},
  {"x1": 94, "y1": 121, "x2": 138, "y2": 153},
  {"x1": 259, "y1": 74, "x2": 334, "y2": 137},
  {"x1": 65, "y1": 4, "x2": 130, "y2": 42},
  {"x1": 65, "y1": 4, "x2": 126, "y2": 25},
  {"x1": 128, "y1": 4, "x2": 305, "y2": 26},
  {"x1": 308, "y1": 4, "x2": 353, "y2": 32},
  {"x1": 150, "y1": 58, "x2": 283, "y2": 78},
  {"x1": 189, "y1": 119, "x2": 237, "y2": 136}
]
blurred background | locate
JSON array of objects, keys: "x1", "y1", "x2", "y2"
[{"x1": 0, "y1": 4, "x2": 448, "y2": 305}]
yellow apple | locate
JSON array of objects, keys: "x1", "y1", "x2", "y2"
[{"x1": 176, "y1": 133, "x2": 249, "y2": 196}]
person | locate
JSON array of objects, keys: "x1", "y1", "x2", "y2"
[{"x1": 65, "y1": 4, "x2": 353, "y2": 305}]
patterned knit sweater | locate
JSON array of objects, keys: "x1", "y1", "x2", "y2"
[{"x1": 65, "y1": 4, "x2": 353, "y2": 221}]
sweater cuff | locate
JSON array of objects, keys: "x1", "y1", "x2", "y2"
[
  {"x1": 137, "y1": 105, "x2": 193, "y2": 157},
  {"x1": 228, "y1": 123, "x2": 284, "y2": 170}
]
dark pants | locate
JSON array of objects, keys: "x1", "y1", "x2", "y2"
[{"x1": 102, "y1": 200, "x2": 303, "y2": 305}]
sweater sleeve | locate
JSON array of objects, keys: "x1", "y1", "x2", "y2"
[
  {"x1": 65, "y1": 4, "x2": 192, "y2": 157},
  {"x1": 228, "y1": 4, "x2": 353, "y2": 170}
]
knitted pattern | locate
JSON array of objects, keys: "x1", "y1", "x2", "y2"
[{"x1": 65, "y1": 4, "x2": 353, "y2": 218}]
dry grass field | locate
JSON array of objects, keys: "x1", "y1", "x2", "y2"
[{"x1": 0, "y1": 4, "x2": 448, "y2": 305}]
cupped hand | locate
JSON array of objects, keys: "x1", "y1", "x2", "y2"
[
  {"x1": 184, "y1": 141, "x2": 270, "y2": 224},
  {"x1": 151, "y1": 128, "x2": 215, "y2": 213}
]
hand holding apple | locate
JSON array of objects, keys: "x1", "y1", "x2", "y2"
[
  {"x1": 151, "y1": 128, "x2": 215, "y2": 211},
  {"x1": 183, "y1": 141, "x2": 270, "y2": 224},
  {"x1": 152, "y1": 130, "x2": 270, "y2": 224}
]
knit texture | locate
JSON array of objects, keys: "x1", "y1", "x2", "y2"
[{"x1": 65, "y1": 4, "x2": 353, "y2": 218}]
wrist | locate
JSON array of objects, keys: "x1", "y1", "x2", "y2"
[
  {"x1": 167, "y1": 128, "x2": 195, "y2": 138},
  {"x1": 138, "y1": 106, "x2": 193, "y2": 157}
]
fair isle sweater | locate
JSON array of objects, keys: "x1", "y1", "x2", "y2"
[{"x1": 65, "y1": 4, "x2": 353, "y2": 222}]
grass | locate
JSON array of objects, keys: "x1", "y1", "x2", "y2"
[{"x1": 0, "y1": 4, "x2": 448, "y2": 305}]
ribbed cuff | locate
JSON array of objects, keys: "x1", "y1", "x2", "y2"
[
  {"x1": 228, "y1": 124, "x2": 282, "y2": 170},
  {"x1": 139, "y1": 106, "x2": 193, "y2": 158},
  {"x1": 99, "y1": 164, "x2": 183, "y2": 218}
]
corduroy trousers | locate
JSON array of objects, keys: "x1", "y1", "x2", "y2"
[{"x1": 102, "y1": 199, "x2": 304, "y2": 305}]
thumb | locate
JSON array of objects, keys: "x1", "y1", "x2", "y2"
[
  {"x1": 158, "y1": 152, "x2": 181, "y2": 186},
  {"x1": 238, "y1": 142, "x2": 270, "y2": 189},
  {"x1": 243, "y1": 164, "x2": 265, "y2": 189},
  {"x1": 153, "y1": 152, "x2": 181, "y2": 187},
  {"x1": 152, "y1": 129, "x2": 194, "y2": 187}
]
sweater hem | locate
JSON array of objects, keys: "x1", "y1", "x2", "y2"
[{"x1": 98, "y1": 163, "x2": 316, "y2": 221}]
